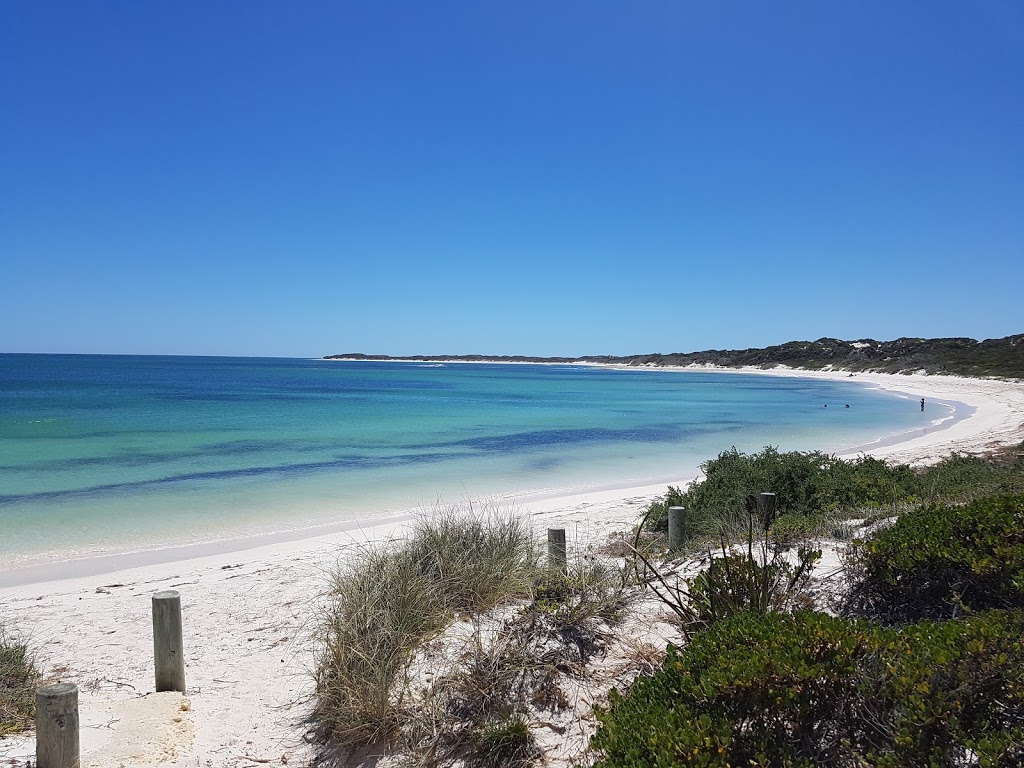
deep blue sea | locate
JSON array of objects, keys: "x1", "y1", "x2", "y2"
[{"x1": 0, "y1": 355, "x2": 940, "y2": 562}]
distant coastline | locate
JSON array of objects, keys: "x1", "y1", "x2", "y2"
[{"x1": 325, "y1": 333, "x2": 1024, "y2": 379}]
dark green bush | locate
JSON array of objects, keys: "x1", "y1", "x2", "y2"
[
  {"x1": 872, "y1": 611, "x2": 1024, "y2": 767},
  {"x1": 685, "y1": 546, "x2": 819, "y2": 626},
  {"x1": 644, "y1": 448, "x2": 921, "y2": 537},
  {"x1": 592, "y1": 610, "x2": 1024, "y2": 768},
  {"x1": 844, "y1": 494, "x2": 1024, "y2": 623},
  {"x1": 643, "y1": 448, "x2": 1024, "y2": 545},
  {"x1": 640, "y1": 485, "x2": 686, "y2": 532}
]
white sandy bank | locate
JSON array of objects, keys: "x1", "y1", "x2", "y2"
[{"x1": 1, "y1": 367, "x2": 1021, "y2": 767}]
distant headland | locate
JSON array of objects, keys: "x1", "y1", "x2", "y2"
[{"x1": 326, "y1": 334, "x2": 1024, "y2": 379}]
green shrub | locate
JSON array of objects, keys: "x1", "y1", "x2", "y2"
[
  {"x1": 0, "y1": 624, "x2": 40, "y2": 735},
  {"x1": 643, "y1": 448, "x2": 921, "y2": 541},
  {"x1": 844, "y1": 494, "x2": 1024, "y2": 622},
  {"x1": 632, "y1": 495, "x2": 819, "y2": 632},
  {"x1": 920, "y1": 452, "x2": 1024, "y2": 502},
  {"x1": 872, "y1": 611, "x2": 1024, "y2": 767},
  {"x1": 685, "y1": 546, "x2": 819, "y2": 627},
  {"x1": 643, "y1": 448, "x2": 1024, "y2": 546},
  {"x1": 592, "y1": 610, "x2": 1024, "y2": 768},
  {"x1": 640, "y1": 485, "x2": 686, "y2": 533}
]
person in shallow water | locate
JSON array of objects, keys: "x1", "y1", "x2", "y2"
[{"x1": 921, "y1": 398, "x2": 925, "y2": 412}]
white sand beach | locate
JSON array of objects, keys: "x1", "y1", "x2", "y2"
[{"x1": 2, "y1": 368, "x2": 1022, "y2": 767}]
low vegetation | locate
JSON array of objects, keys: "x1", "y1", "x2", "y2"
[
  {"x1": 310, "y1": 505, "x2": 636, "y2": 765},
  {"x1": 642, "y1": 445, "x2": 1024, "y2": 546},
  {"x1": 631, "y1": 494, "x2": 820, "y2": 634},
  {"x1": 843, "y1": 493, "x2": 1024, "y2": 623},
  {"x1": 592, "y1": 609, "x2": 1024, "y2": 768},
  {"x1": 311, "y1": 446, "x2": 1024, "y2": 766},
  {"x1": 310, "y1": 506, "x2": 539, "y2": 749},
  {"x1": 0, "y1": 622, "x2": 41, "y2": 735},
  {"x1": 613, "y1": 334, "x2": 1024, "y2": 378},
  {"x1": 598, "y1": 487, "x2": 1024, "y2": 767}
]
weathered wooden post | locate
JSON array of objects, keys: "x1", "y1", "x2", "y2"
[
  {"x1": 667, "y1": 506, "x2": 688, "y2": 551},
  {"x1": 547, "y1": 528, "x2": 567, "y2": 572},
  {"x1": 36, "y1": 683, "x2": 79, "y2": 768},
  {"x1": 152, "y1": 590, "x2": 186, "y2": 693}
]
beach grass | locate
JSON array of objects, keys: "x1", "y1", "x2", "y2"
[
  {"x1": 309, "y1": 503, "x2": 641, "y2": 763},
  {"x1": 0, "y1": 622, "x2": 41, "y2": 736},
  {"x1": 310, "y1": 503, "x2": 539, "y2": 750}
]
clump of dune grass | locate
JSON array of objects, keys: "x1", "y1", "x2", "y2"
[
  {"x1": 462, "y1": 714, "x2": 538, "y2": 768},
  {"x1": 405, "y1": 507, "x2": 541, "y2": 613},
  {"x1": 532, "y1": 555, "x2": 632, "y2": 626},
  {"x1": 310, "y1": 504, "x2": 539, "y2": 752},
  {"x1": 1, "y1": 622, "x2": 41, "y2": 735}
]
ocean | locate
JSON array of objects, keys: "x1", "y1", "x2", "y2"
[{"x1": 0, "y1": 355, "x2": 941, "y2": 563}]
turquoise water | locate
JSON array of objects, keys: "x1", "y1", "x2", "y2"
[{"x1": 0, "y1": 355, "x2": 939, "y2": 561}]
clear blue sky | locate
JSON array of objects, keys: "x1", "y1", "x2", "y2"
[{"x1": 2, "y1": 2, "x2": 1021, "y2": 357}]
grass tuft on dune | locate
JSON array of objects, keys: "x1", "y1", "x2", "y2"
[{"x1": 0, "y1": 622, "x2": 41, "y2": 736}]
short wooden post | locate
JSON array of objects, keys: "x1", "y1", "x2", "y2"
[
  {"x1": 36, "y1": 683, "x2": 79, "y2": 768},
  {"x1": 547, "y1": 528, "x2": 567, "y2": 571},
  {"x1": 667, "y1": 506, "x2": 687, "y2": 551},
  {"x1": 152, "y1": 590, "x2": 186, "y2": 693}
]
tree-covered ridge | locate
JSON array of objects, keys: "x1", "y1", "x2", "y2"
[{"x1": 326, "y1": 333, "x2": 1024, "y2": 378}]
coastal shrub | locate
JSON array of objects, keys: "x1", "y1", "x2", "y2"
[
  {"x1": 685, "y1": 545, "x2": 819, "y2": 627},
  {"x1": 919, "y1": 451, "x2": 1024, "y2": 502},
  {"x1": 644, "y1": 448, "x2": 920, "y2": 539},
  {"x1": 844, "y1": 493, "x2": 1024, "y2": 623},
  {"x1": 0, "y1": 623, "x2": 41, "y2": 735},
  {"x1": 631, "y1": 496, "x2": 819, "y2": 632},
  {"x1": 591, "y1": 609, "x2": 1024, "y2": 768},
  {"x1": 639, "y1": 485, "x2": 685, "y2": 533},
  {"x1": 311, "y1": 505, "x2": 538, "y2": 750},
  {"x1": 643, "y1": 447, "x2": 1024, "y2": 546}
]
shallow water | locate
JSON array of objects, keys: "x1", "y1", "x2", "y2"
[{"x1": 0, "y1": 355, "x2": 941, "y2": 560}]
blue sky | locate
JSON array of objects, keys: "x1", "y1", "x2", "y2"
[{"x1": 2, "y1": 2, "x2": 1022, "y2": 357}]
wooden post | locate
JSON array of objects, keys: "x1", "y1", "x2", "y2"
[
  {"x1": 667, "y1": 506, "x2": 687, "y2": 551},
  {"x1": 36, "y1": 683, "x2": 79, "y2": 768},
  {"x1": 152, "y1": 590, "x2": 186, "y2": 693},
  {"x1": 547, "y1": 528, "x2": 567, "y2": 572}
]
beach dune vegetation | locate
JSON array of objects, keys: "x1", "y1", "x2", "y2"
[
  {"x1": 843, "y1": 493, "x2": 1024, "y2": 623},
  {"x1": 0, "y1": 623, "x2": 41, "y2": 736},
  {"x1": 310, "y1": 504, "x2": 539, "y2": 752},
  {"x1": 592, "y1": 609, "x2": 1024, "y2": 768},
  {"x1": 642, "y1": 445, "x2": 1024, "y2": 546}
]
